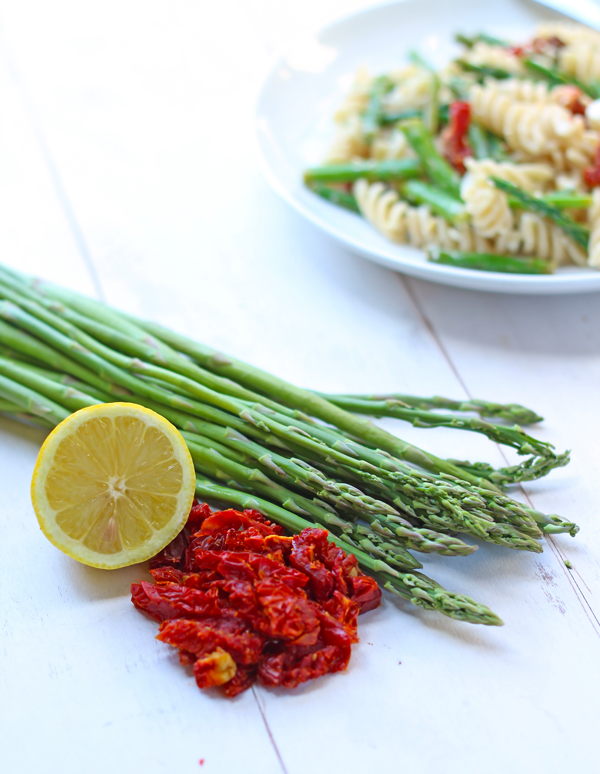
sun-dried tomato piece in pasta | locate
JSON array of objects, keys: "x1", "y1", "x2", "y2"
[{"x1": 440, "y1": 101, "x2": 472, "y2": 174}]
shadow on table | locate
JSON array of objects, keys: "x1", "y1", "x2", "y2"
[
  {"x1": 63, "y1": 559, "x2": 152, "y2": 601},
  {"x1": 406, "y1": 276, "x2": 600, "y2": 357}
]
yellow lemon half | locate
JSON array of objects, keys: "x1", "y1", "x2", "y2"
[{"x1": 31, "y1": 403, "x2": 196, "y2": 569}]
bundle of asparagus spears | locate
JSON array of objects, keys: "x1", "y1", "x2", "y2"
[{"x1": 0, "y1": 262, "x2": 578, "y2": 626}]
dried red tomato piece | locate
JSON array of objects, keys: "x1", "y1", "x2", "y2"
[
  {"x1": 132, "y1": 504, "x2": 382, "y2": 697},
  {"x1": 553, "y1": 85, "x2": 587, "y2": 115},
  {"x1": 131, "y1": 580, "x2": 221, "y2": 622},
  {"x1": 158, "y1": 618, "x2": 264, "y2": 665},
  {"x1": 440, "y1": 101, "x2": 472, "y2": 174},
  {"x1": 510, "y1": 36, "x2": 565, "y2": 57},
  {"x1": 585, "y1": 145, "x2": 600, "y2": 187}
]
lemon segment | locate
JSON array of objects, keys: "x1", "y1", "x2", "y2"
[{"x1": 31, "y1": 403, "x2": 196, "y2": 569}]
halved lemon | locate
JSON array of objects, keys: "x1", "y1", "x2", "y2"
[{"x1": 31, "y1": 403, "x2": 196, "y2": 569}]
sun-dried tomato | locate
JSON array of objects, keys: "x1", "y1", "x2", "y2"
[
  {"x1": 440, "y1": 101, "x2": 472, "y2": 174},
  {"x1": 584, "y1": 143, "x2": 600, "y2": 187},
  {"x1": 510, "y1": 36, "x2": 565, "y2": 57},
  {"x1": 132, "y1": 501, "x2": 381, "y2": 697},
  {"x1": 552, "y1": 85, "x2": 588, "y2": 115}
]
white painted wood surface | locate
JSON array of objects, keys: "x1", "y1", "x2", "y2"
[{"x1": 1, "y1": 2, "x2": 599, "y2": 772}]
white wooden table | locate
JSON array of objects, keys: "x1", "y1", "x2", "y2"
[{"x1": 1, "y1": 2, "x2": 599, "y2": 772}]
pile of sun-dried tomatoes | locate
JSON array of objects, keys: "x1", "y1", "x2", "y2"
[{"x1": 131, "y1": 502, "x2": 381, "y2": 697}]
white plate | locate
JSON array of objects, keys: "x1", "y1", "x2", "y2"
[{"x1": 256, "y1": 0, "x2": 600, "y2": 294}]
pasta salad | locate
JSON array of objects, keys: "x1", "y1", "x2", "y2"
[{"x1": 303, "y1": 22, "x2": 600, "y2": 274}]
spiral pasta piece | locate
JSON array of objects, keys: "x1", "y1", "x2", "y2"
[
  {"x1": 372, "y1": 129, "x2": 413, "y2": 160},
  {"x1": 469, "y1": 81, "x2": 599, "y2": 169},
  {"x1": 384, "y1": 65, "x2": 434, "y2": 113},
  {"x1": 518, "y1": 212, "x2": 587, "y2": 267},
  {"x1": 461, "y1": 42, "x2": 525, "y2": 75},
  {"x1": 353, "y1": 179, "x2": 490, "y2": 250},
  {"x1": 536, "y1": 21, "x2": 600, "y2": 47},
  {"x1": 587, "y1": 189, "x2": 600, "y2": 268},
  {"x1": 559, "y1": 43, "x2": 600, "y2": 87},
  {"x1": 325, "y1": 117, "x2": 369, "y2": 163},
  {"x1": 333, "y1": 66, "x2": 373, "y2": 123},
  {"x1": 461, "y1": 159, "x2": 552, "y2": 240}
]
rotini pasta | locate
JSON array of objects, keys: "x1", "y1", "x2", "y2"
[
  {"x1": 461, "y1": 42, "x2": 525, "y2": 75},
  {"x1": 587, "y1": 188, "x2": 600, "y2": 268},
  {"x1": 354, "y1": 179, "x2": 490, "y2": 250},
  {"x1": 469, "y1": 81, "x2": 598, "y2": 169},
  {"x1": 311, "y1": 22, "x2": 600, "y2": 275},
  {"x1": 560, "y1": 43, "x2": 600, "y2": 88}
]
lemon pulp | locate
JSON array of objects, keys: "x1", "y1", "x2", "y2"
[{"x1": 31, "y1": 403, "x2": 196, "y2": 569}]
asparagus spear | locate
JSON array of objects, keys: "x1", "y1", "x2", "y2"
[
  {"x1": 523, "y1": 58, "x2": 600, "y2": 99},
  {"x1": 1, "y1": 272, "x2": 498, "y2": 489},
  {"x1": 362, "y1": 75, "x2": 395, "y2": 141},
  {"x1": 408, "y1": 50, "x2": 441, "y2": 134},
  {"x1": 379, "y1": 108, "x2": 421, "y2": 125},
  {"x1": 323, "y1": 392, "x2": 542, "y2": 424},
  {"x1": 455, "y1": 60, "x2": 512, "y2": 80},
  {"x1": 467, "y1": 122, "x2": 490, "y2": 160},
  {"x1": 304, "y1": 159, "x2": 421, "y2": 184},
  {"x1": 518, "y1": 191, "x2": 592, "y2": 210},
  {"x1": 308, "y1": 184, "x2": 360, "y2": 213},
  {"x1": 402, "y1": 180, "x2": 467, "y2": 223},
  {"x1": 0, "y1": 335, "x2": 548, "y2": 550},
  {"x1": 455, "y1": 33, "x2": 510, "y2": 48},
  {"x1": 320, "y1": 393, "x2": 568, "y2": 481},
  {"x1": 491, "y1": 178, "x2": 589, "y2": 249},
  {"x1": 400, "y1": 118, "x2": 462, "y2": 198},
  {"x1": 193, "y1": 475, "x2": 503, "y2": 626},
  {"x1": 428, "y1": 248, "x2": 551, "y2": 275}
]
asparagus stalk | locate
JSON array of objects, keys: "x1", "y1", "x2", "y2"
[
  {"x1": 490, "y1": 178, "x2": 589, "y2": 249},
  {"x1": 320, "y1": 393, "x2": 568, "y2": 481},
  {"x1": 400, "y1": 118, "x2": 462, "y2": 197},
  {"x1": 428, "y1": 247, "x2": 551, "y2": 275},
  {"x1": 379, "y1": 108, "x2": 421, "y2": 125},
  {"x1": 362, "y1": 75, "x2": 395, "y2": 141},
  {"x1": 193, "y1": 474, "x2": 503, "y2": 626},
  {"x1": 0, "y1": 337, "x2": 548, "y2": 551},
  {"x1": 303, "y1": 159, "x2": 421, "y2": 184},
  {"x1": 1, "y1": 271, "x2": 500, "y2": 489},
  {"x1": 455, "y1": 33, "x2": 510, "y2": 48},
  {"x1": 455, "y1": 60, "x2": 512, "y2": 80},
  {"x1": 467, "y1": 122, "x2": 491, "y2": 160},
  {"x1": 324, "y1": 392, "x2": 542, "y2": 425},
  {"x1": 523, "y1": 58, "x2": 600, "y2": 99},
  {"x1": 186, "y1": 439, "x2": 423, "y2": 572},
  {"x1": 308, "y1": 184, "x2": 360, "y2": 213},
  {"x1": 408, "y1": 50, "x2": 440, "y2": 134},
  {"x1": 402, "y1": 180, "x2": 467, "y2": 223}
]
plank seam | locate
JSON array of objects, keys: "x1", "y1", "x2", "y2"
[{"x1": 252, "y1": 686, "x2": 289, "y2": 774}]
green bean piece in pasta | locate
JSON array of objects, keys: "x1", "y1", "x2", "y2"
[
  {"x1": 539, "y1": 191, "x2": 593, "y2": 210},
  {"x1": 427, "y1": 248, "x2": 551, "y2": 275},
  {"x1": 309, "y1": 184, "x2": 360, "y2": 213},
  {"x1": 455, "y1": 33, "x2": 510, "y2": 49},
  {"x1": 491, "y1": 178, "x2": 590, "y2": 249},
  {"x1": 362, "y1": 75, "x2": 395, "y2": 142},
  {"x1": 467, "y1": 122, "x2": 490, "y2": 159},
  {"x1": 402, "y1": 180, "x2": 467, "y2": 224},
  {"x1": 304, "y1": 159, "x2": 421, "y2": 184},
  {"x1": 399, "y1": 118, "x2": 461, "y2": 197},
  {"x1": 523, "y1": 58, "x2": 600, "y2": 99},
  {"x1": 455, "y1": 60, "x2": 512, "y2": 80},
  {"x1": 379, "y1": 108, "x2": 421, "y2": 125}
]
